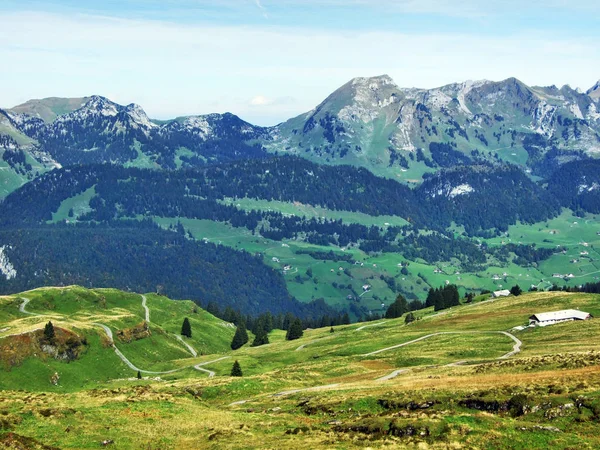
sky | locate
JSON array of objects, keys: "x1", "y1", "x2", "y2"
[{"x1": 1, "y1": 1, "x2": 599, "y2": 125}]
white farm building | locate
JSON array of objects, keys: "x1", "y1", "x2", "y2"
[
  {"x1": 492, "y1": 289, "x2": 511, "y2": 298},
  {"x1": 529, "y1": 309, "x2": 592, "y2": 327}
]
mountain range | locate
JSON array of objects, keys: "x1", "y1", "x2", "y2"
[
  {"x1": 1, "y1": 75, "x2": 599, "y2": 198},
  {"x1": 1, "y1": 75, "x2": 600, "y2": 319}
]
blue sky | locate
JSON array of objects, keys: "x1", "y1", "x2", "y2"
[{"x1": 1, "y1": 0, "x2": 599, "y2": 125}]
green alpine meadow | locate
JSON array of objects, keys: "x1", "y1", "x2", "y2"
[{"x1": 1, "y1": 0, "x2": 600, "y2": 448}]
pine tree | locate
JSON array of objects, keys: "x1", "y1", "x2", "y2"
[
  {"x1": 231, "y1": 322, "x2": 249, "y2": 350},
  {"x1": 286, "y1": 318, "x2": 303, "y2": 341},
  {"x1": 385, "y1": 294, "x2": 408, "y2": 318},
  {"x1": 181, "y1": 317, "x2": 192, "y2": 338},
  {"x1": 251, "y1": 330, "x2": 269, "y2": 347},
  {"x1": 44, "y1": 321, "x2": 55, "y2": 342},
  {"x1": 510, "y1": 284, "x2": 522, "y2": 296},
  {"x1": 231, "y1": 360, "x2": 243, "y2": 377},
  {"x1": 137, "y1": 370, "x2": 142, "y2": 380}
]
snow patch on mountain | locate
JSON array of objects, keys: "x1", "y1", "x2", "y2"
[{"x1": 0, "y1": 246, "x2": 16, "y2": 280}]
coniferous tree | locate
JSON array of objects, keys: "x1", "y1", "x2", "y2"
[
  {"x1": 510, "y1": 284, "x2": 522, "y2": 296},
  {"x1": 231, "y1": 322, "x2": 249, "y2": 350},
  {"x1": 137, "y1": 370, "x2": 142, "y2": 380},
  {"x1": 44, "y1": 321, "x2": 56, "y2": 342},
  {"x1": 442, "y1": 285, "x2": 460, "y2": 308},
  {"x1": 286, "y1": 318, "x2": 304, "y2": 341},
  {"x1": 385, "y1": 294, "x2": 408, "y2": 319},
  {"x1": 181, "y1": 317, "x2": 192, "y2": 338},
  {"x1": 251, "y1": 329, "x2": 269, "y2": 347},
  {"x1": 231, "y1": 360, "x2": 243, "y2": 377}
]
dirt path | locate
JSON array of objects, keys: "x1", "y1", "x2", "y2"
[
  {"x1": 16, "y1": 294, "x2": 224, "y2": 377},
  {"x1": 19, "y1": 298, "x2": 40, "y2": 316},
  {"x1": 175, "y1": 335, "x2": 198, "y2": 357},
  {"x1": 376, "y1": 369, "x2": 408, "y2": 381},
  {"x1": 363, "y1": 331, "x2": 521, "y2": 357},
  {"x1": 367, "y1": 330, "x2": 523, "y2": 381},
  {"x1": 93, "y1": 323, "x2": 180, "y2": 374},
  {"x1": 355, "y1": 321, "x2": 386, "y2": 332},
  {"x1": 498, "y1": 331, "x2": 522, "y2": 358},
  {"x1": 272, "y1": 383, "x2": 340, "y2": 397},
  {"x1": 295, "y1": 340, "x2": 316, "y2": 351},
  {"x1": 193, "y1": 356, "x2": 231, "y2": 377},
  {"x1": 141, "y1": 295, "x2": 150, "y2": 322}
]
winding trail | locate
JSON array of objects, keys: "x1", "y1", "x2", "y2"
[
  {"x1": 93, "y1": 323, "x2": 181, "y2": 374},
  {"x1": 141, "y1": 295, "x2": 150, "y2": 323},
  {"x1": 15, "y1": 295, "x2": 225, "y2": 377},
  {"x1": 355, "y1": 321, "x2": 386, "y2": 332},
  {"x1": 140, "y1": 294, "x2": 197, "y2": 357},
  {"x1": 273, "y1": 383, "x2": 340, "y2": 397},
  {"x1": 376, "y1": 369, "x2": 408, "y2": 381},
  {"x1": 175, "y1": 335, "x2": 198, "y2": 357},
  {"x1": 295, "y1": 340, "x2": 316, "y2": 351},
  {"x1": 368, "y1": 330, "x2": 523, "y2": 381},
  {"x1": 363, "y1": 331, "x2": 522, "y2": 358},
  {"x1": 498, "y1": 331, "x2": 522, "y2": 359},
  {"x1": 19, "y1": 298, "x2": 39, "y2": 316},
  {"x1": 193, "y1": 356, "x2": 230, "y2": 377}
]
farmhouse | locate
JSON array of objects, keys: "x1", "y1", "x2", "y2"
[
  {"x1": 529, "y1": 309, "x2": 592, "y2": 327},
  {"x1": 492, "y1": 289, "x2": 511, "y2": 298}
]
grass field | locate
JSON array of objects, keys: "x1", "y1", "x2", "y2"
[{"x1": 2, "y1": 287, "x2": 600, "y2": 448}]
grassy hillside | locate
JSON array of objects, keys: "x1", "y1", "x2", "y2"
[
  {"x1": 2, "y1": 286, "x2": 600, "y2": 448},
  {"x1": 0, "y1": 286, "x2": 235, "y2": 391},
  {"x1": 154, "y1": 208, "x2": 600, "y2": 318}
]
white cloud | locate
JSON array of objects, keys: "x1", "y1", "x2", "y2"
[
  {"x1": 250, "y1": 95, "x2": 271, "y2": 106},
  {"x1": 0, "y1": 11, "x2": 598, "y2": 125}
]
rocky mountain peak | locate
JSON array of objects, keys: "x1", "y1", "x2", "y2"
[
  {"x1": 124, "y1": 103, "x2": 157, "y2": 129},
  {"x1": 587, "y1": 80, "x2": 600, "y2": 100},
  {"x1": 78, "y1": 95, "x2": 120, "y2": 117}
]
